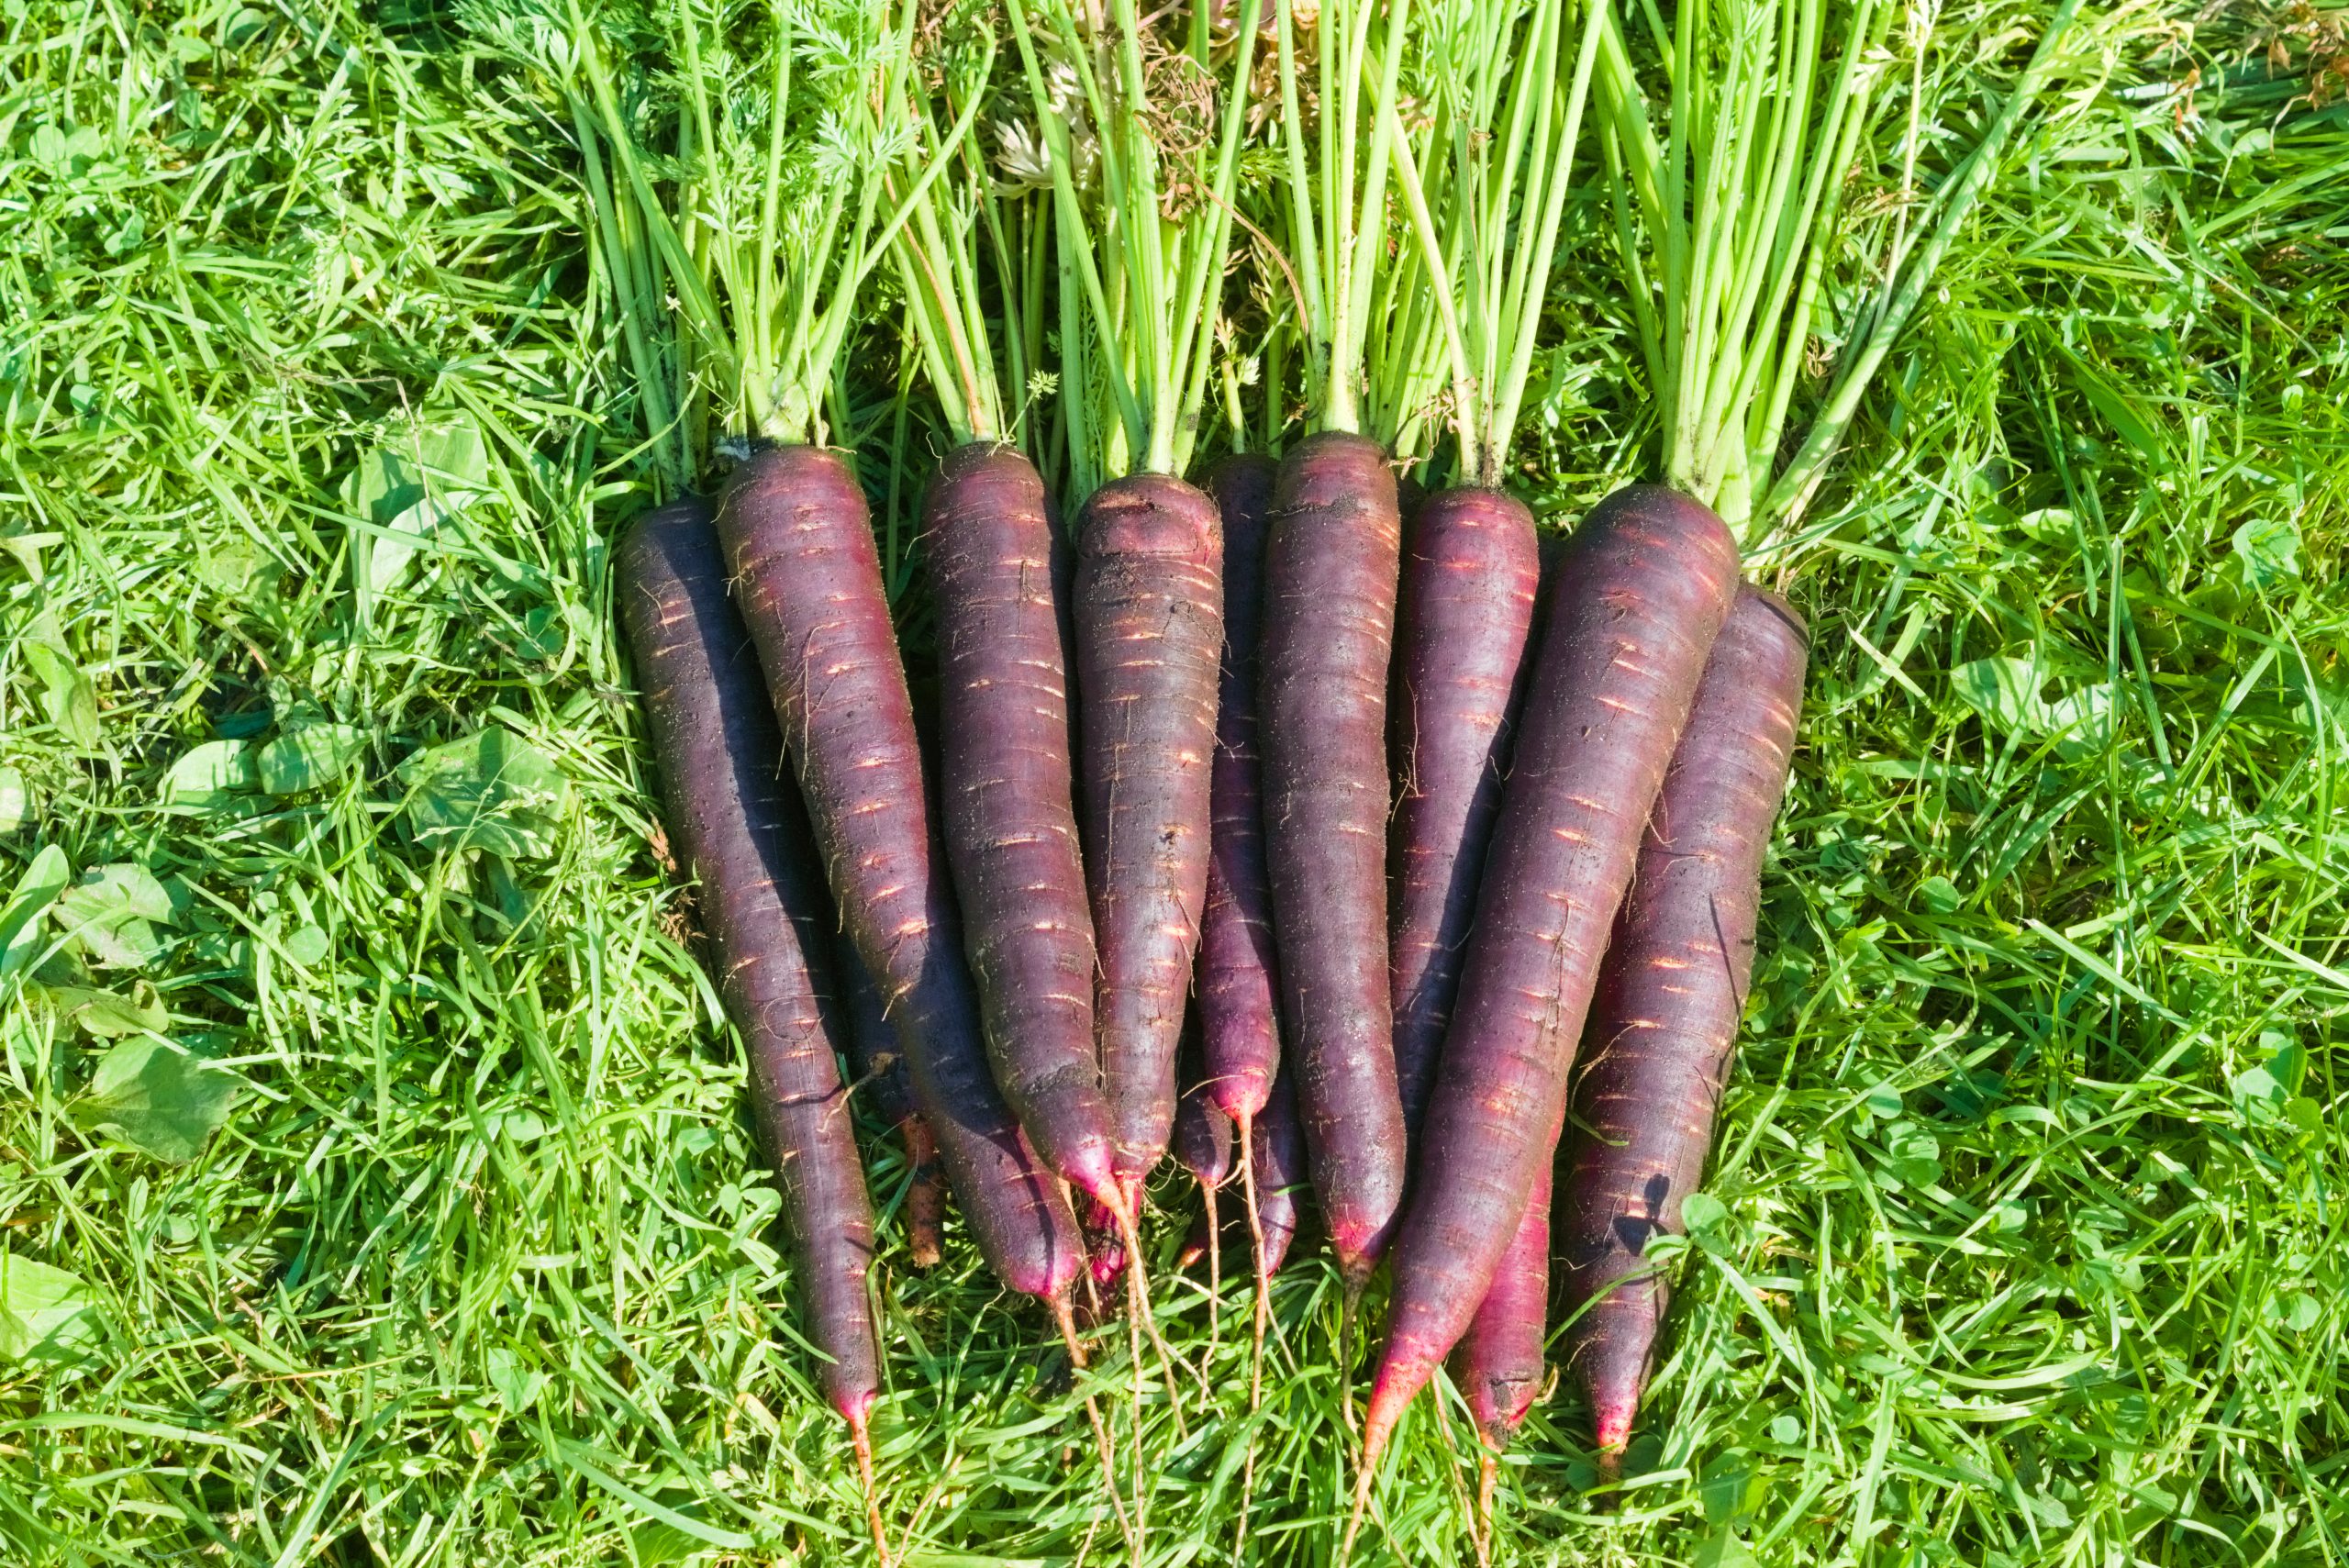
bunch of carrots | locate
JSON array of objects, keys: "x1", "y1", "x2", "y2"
[{"x1": 484, "y1": 0, "x2": 2080, "y2": 1552}]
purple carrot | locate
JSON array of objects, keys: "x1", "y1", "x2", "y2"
[
  {"x1": 1362, "y1": 484, "x2": 1742, "y2": 1473},
  {"x1": 834, "y1": 929, "x2": 946, "y2": 1267},
  {"x1": 717, "y1": 446, "x2": 1083, "y2": 1307},
  {"x1": 1174, "y1": 1009, "x2": 1238, "y2": 1331},
  {"x1": 1448, "y1": 1124, "x2": 1557, "y2": 1564},
  {"x1": 1259, "y1": 431, "x2": 1409, "y2": 1294},
  {"x1": 1557, "y1": 586, "x2": 1807, "y2": 1464},
  {"x1": 925, "y1": 443, "x2": 1119, "y2": 1207},
  {"x1": 1388, "y1": 486, "x2": 1542, "y2": 1140},
  {"x1": 1072, "y1": 473, "x2": 1225, "y2": 1204},
  {"x1": 615, "y1": 496, "x2": 884, "y2": 1531},
  {"x1": 1198, "y1": 452, "x2": 1284, "y2": 1136},
  {"x1": 1183, "y1": 1062, "x2": 1310, "y2": 1275}
]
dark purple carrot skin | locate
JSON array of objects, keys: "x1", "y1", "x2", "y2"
[
  {"x1": 1073, "y1": 473, "x2": 1225, "y2": 1198},
  {"x1": 1260, "y1": 431, "x2": 1409, "y2": 1287},
  {"x1": 1364, "y1": 484, "x2": 1742, "y2": 1462},
  {"x1": 1198, "y1": 453, "x2": 1285, "y2": 1129},
  {"x1": 834, "y1": 930, "x2": 949, "y2": 1267},
  {"x1": 718, "y1": 446, "x2": 1083, "y2": 1303},
  {"x1": 834, "y1": 927, "x2": 917, "y2": 1128},
  {"x1": 926, "y1": 443, "x2": 1118, "y2": 1204},
  {"x1": 1048, "y1": 492, "x2": 1085, "y2": 773},
  {"x1": 1389, "y1": 486, "x2": 1542, "y2": 1140},
  {"x1": 1558, "y1": 586, "x2": 1807, "y2": 1456},
  {"x1": 616, "y1": 497, "x2": 879, "y2": 1428},
  {"x1": 1174, "y1": 1014, "x2": 1238, "y2": 1189},
  {"x1": 1449, "y1": 1131, "x2": 1556, "y2": 1448},
  {"x1": 1249, "y1": 1063, "x2": 1309, "y2": 1276}
]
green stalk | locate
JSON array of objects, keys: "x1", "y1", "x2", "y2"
[
  {"x1": 1386, "y1": 0, "x2": 1596, "y2": 487},
  {"x1": 1594, "y1": 0, "x2": 2079, "y2": 538},
  {"x1": 1386, "y1": 106, "x2": 1478, "y2": 467},
  {"x1": 1275, "y1": 0, "x2": 1326, "y2": 415},
  {"x1": 1278, "y1": 0, "x2": 1428, "y2": 443},
  {"x1": 1013, "y1": 0, "x2": 1258, "y2": 494},
  {"x1": 1486, "y1": 0, "x2": 1607, "y2": 474},
  {"x1": 567, "y1": 89, "x2": 680, "y2": 490},
  {"x1": 1763, "y1": 0, "x2": 2084, "y2": 523},
  {"x1": 887, "y1": 26, "x2": 1008, "y2": 450},
  {"x1": 753, "y1": 0, "x2": 793, "y2": 423}
]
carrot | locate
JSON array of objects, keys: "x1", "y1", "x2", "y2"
[
  {"x1": 1242, "y1": 1062, "x2": 1310, "y2": 1281},
  {"x1": 1447, "y1": 1133, "x2": 1556, "y2": 1564},
  {"x1": 833, "y1": 929, "x2": 946, "y2": 1268},
  {"x1": 1259, "y1": 430, "x2": 1410, "y2": 1295},
  {"x1": 1177, "y1": 1062, "x2": 1310, "y2": 1279},
  {"x1": 925, "y1": 441, "x2": 1119, "y2": 1207},
  {"x1": 1388, "y1": 486, "x2": 1542, "y2": 1140},
  {"x1": 718, "y1": 446, "x2": 1084, "y2": 1306},
  {"x1": 1360, "y1": 484, "x2": 1742, "y2": 1473},
  {"x1": 1073, "y1": 473, "x2": 1225, "y2": 1203},
  {"x1": 1198, "y1": 452, "x2": 1284, "y2": 1137},
  {"x1": 1556, "y1": 585, "x2": 1807, "y2": 1464},
  {"x1": 615, "y1": 496, "x2": 883, "y2": 1523}
]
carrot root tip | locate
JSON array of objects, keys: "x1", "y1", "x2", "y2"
[{"x1": 846, "y1": 1409, "x2": 891, "y2": 1567}]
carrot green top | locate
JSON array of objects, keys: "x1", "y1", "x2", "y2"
[
  {"x1": 513, "y1": 0, "x2": 970, "y2": 487},
  {"x1": 886, "y1": 9, "x2": 1059, "y2": 456},
  {"x1": 1008, "y1": 0, "x2": 1266, "y2": 500},
  {"x1": 1273, "y1": 0, "x2": 1413, "y2": 444},
  {"x1": 1380, "y1": 0, "x2": 1603, "y2": 486},
  {"x1": 1593, "y1": 0, "x2": 2085, "y2": 538}
]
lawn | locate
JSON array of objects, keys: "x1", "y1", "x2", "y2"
[{"x1": 1, "y1": 0, "x2": 2344, "y2": 1563}]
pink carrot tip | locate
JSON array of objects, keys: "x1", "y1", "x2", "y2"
[
  {"x1": 1208, "y1": 1077, "x2": 1272, "y2": 1127},
  {"x1": 1359, "y1": 1354, "x2": 1431, "y2": 1478},
  {"x1": 1061, "y1": 1143, "x2": 1125, "y2": 1215},
  {"x1": 1004, "y1": 1243, "x2": 1084, "y2": 1305},
  {"x1": 1329, "y1": 1225, "x2": 1385, "y2": 1300},
  {"x1": 1592, "y1": 1398, "x2": 1637, "y2": 1460},
  {"x1": 835, "y1": 1386, "x2": 880, "y2": 1433}
]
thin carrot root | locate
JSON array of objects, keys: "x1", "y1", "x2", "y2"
[
  {"x1": 1079, "y1": 1253, "x2": 1105, "y2": 1328},
  {"x1": 848, "y1": 1412, "x2": 892, "y2": 1567},
  {"x1": 1474, "y1": 1450, "x2": 1497, "y2": 1568},
  {"x1": 1597, "y1": 1442, "x2": 1624, "y2": 1488},
  {"x1": 1235, "y1": 1129, "x2": 1269, "y2": 1561},
  {"x1": 1341, "y1": 1460, "x2": 1375, "y2": 1565},
  {"x1": 1111, "y1": 1200, "x2": 1194, "y2": 1422},
  {"x1": 1202, "y1": 1179, "x2": 1221, "y2": 1362},
  {"x1": 1053, "y1": 1296, "x2": 1136, "y2": 1552},
  {"x1": 1124, "y1": 1257, "x2": 1148, "y2": 1549},
  {"x1": 903, "y1": 1120, "x2": 945, "y2": 1269}
]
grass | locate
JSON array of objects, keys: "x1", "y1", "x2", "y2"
[{"x1": 1, "y1": 0, "x2": 2344, "y2": 1562}]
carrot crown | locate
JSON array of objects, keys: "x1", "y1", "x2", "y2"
[
  {"x1": 1594, "y1": 0, "x2": 2086, "y2": 537},
  {"x1": 1007, "y1": 0, "x2": 1265, "y2": 497}
]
